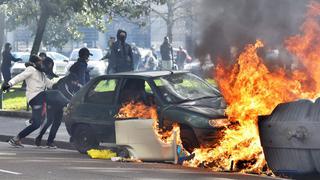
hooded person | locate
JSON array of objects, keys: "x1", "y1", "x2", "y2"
[
  {"x1": 1, "y1": 55, "x2": 54, "y2": 147},
  {"x1": 35, "y1": 72, "x2": 80, "y2": 148},
  {"x1": 108, "y1": 29, "x2": 134, "y2": 73}
]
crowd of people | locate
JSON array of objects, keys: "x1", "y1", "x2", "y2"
[{"x1": 0, "y1": 29, "x2": 191, "y2": 148}]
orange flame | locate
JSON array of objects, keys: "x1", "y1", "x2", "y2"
[
  {"x1": 184, "y1": 1, "x2": 320, "y2": 174},
  {"x1": 116, "y1": 101, "x2": 181, "y2": 145}
]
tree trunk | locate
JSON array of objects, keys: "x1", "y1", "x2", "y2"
[
  {"x1": 167, "y1": 0, "x2": 174, "y2": 43},
  {"x1": 30, "y1": 1, "x2": 50, "y2": 56},
  {"x1": 0, "y1": 10, "x2": 5, "y2": 82}
]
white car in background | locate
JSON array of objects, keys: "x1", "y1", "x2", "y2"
[
  {"x1": 67, "y1": 48, "x2": 108, "y2": 77},
  {"x1": 11, "y1": 52, "x2": 69, "y2": 77}
]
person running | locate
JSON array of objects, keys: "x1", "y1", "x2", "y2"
[{"x1": 2, "y1": 55, "x2": 54, "y2": 147}]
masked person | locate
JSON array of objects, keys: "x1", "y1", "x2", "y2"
[
  {"x1": 35, "y1": 73, "x2": 80, "y2": 148},
  {"x1": 1, "y1": 43, "x2": 22, "y2": 83},
  {"x1": 1, "y1": 55, "x2": 54, "y2": 147},
  {"x1": 108, "y1": 29, "x2": 133, "y2": 73}
]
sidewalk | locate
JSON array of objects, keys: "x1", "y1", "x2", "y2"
[{"x1": 0, "y1": 112, "x2": 74, "y2": 150}]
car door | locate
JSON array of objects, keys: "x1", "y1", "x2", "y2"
[{"x1": 76, "y1": 78, "x2": 119, "y2": 143}]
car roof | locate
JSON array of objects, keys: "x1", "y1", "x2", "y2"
[{"x1": 99, "y1": 71, "x2": 189, "y2": 79}]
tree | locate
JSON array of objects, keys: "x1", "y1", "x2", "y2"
[
  {"x1": 150, "y1": 0, "x2": 193, "y2": 43},
  {"x1": 4, "y1": 0, "x2": 166, "y2": 55}
]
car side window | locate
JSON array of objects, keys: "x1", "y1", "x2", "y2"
[{"x1": 86, "y1": 79, "x2": 118, "y2": 105}]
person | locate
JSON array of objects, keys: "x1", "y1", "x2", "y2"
[
  {"x1": 1, "y1": 55, "x2": 54, "y2": 147},
  {"x1": 69, "y1": 47, "x2": 91, "y2": 89},
  {"x1": 144, "y1": 51, "x2": 157, "y2": 71},
  {"x1": 176, "y1": 46, "x2": 187, "y2": 70},
  {"x1": 131, "y1": 43, "x2": 141, "y2": 71},
  {"x1": 39, "y1": 52, "x2": 58, "y2": 79},
  {"x1": 1, "y1": 43, "x2": 22, "y2": 83},
  {"x1": 160, "y1": 37, "x2": 174, "y2": 70},
  {"x1": 35, "y1": 73, "x2": 80, "y2": 148},
  {"x1": 108, "y1": 29, "x2": 133, "y2": 73}
]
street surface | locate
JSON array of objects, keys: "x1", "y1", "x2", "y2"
[
  {"x1": 0, "y1": 142, "x2": 281, "y2": 180},
  {"x1": 0, "y1": 115, "x2": 284, "y2": 180}
]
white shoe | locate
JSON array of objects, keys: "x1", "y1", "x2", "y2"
[{"x1": 25, "y1": 120, "x2": 32, "y2": 126}]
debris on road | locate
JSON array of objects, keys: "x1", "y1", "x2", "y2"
[{"x1": 87, "y1": 149, "x2": 117, "y2": 159}]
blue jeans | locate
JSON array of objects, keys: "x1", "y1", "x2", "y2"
[{"x1": 18, "y1": 92, "x2": 45, "y2": 139}]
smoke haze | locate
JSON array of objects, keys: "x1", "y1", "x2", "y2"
[{"x1": 195, "y1": 0, "x2": 310, "y2": 63}]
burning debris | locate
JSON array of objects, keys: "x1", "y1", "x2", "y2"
[
  {"x1": 115, "y1": 0, "x2": 320, "y2": 175},
  {"x1": 185, "y1": 0, "x2": 320, "y2": 174}
]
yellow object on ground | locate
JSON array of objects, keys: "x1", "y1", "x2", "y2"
[{"x1": 87, "y1": 149, "x2": 117, "y2": 159}]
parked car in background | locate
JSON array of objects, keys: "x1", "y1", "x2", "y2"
[
  {"x1": 11, "y1": 52, "x2": 29, "y2": 77},
  {"x1": 11, "y1": 51, "x2": 69, "y2": 77},
  {"x1": 67, "y1": 48, "x2": 108, "y2": 77},
  {"x1": 184, "y1": 59, "x2": 214, "y2": 78},
  {"x1": 45, "y1": 52, "x2": 69, "y2": 75},
  {"x1": 64, "y1": 71, "x2": 228, "y2": 154}
]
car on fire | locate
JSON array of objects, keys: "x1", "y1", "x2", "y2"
[{"x1": 64, "y1": 71, "x2": 228, "y2": 155}]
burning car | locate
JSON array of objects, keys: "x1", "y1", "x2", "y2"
[{"x1": 64, "y1": 71, "x2": 228, "y2": 155}]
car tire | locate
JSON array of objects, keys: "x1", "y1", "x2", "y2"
[
  {"x1": 73, "y1": 124, "x2": 99, "y2": 154},
  {"x1": 180, "y1": 125, "x2": 199, "y2": 153}
]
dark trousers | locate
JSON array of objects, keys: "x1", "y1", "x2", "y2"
[
  {"x1": 18, "y1": 92, "x2": 45, "y2": 139},
  {"x1": 1, "y1": 67, "x2": 11, "y2": 83},
  {"x1": 36, "y1": 105, "x2": 63, "y2": 144}
]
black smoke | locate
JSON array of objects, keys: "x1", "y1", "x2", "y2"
[{"x1": 195, "y1": 0, "x2": 310, "y2": 64}]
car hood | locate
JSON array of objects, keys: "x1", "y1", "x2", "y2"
[
  {"x1": 169, "y1": 97, "x2": 226, "y2": 118},
  {"x1": 12, "y1": 62, "x2": 25, "y2": 69},
  {"x1": 87, "y1": 60, "x2": 106, "y2": 68}
]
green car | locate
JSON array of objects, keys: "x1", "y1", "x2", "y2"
[{"x1": 64, "y1": 71, "x2": 228, "y2": 153}]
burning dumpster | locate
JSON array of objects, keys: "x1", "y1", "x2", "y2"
[{"x1": 259, "y1": 99, "x2": 320, "y2": 175}]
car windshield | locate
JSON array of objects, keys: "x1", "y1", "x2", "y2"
[
  {"x1": 153, "y1": 73, "x2": 221, "y2": 104},
  {"x1": 70, "y1": 49, "x2": 103, "y2": 61}
]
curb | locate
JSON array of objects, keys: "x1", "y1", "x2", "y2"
[
  {"x1": 0, "y1": 135, "x2": 75, "y2": 150},
  {"x1": 0, "y1": 110, "x2": 32, "y2": 119}
]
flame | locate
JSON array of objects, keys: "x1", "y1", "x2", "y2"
[
  {"x1": 116, "y1": 101, "x2": 181, "y2": 145},
  {"x1": 184, "y1": 1, "x2": 320, "y2": 174}
]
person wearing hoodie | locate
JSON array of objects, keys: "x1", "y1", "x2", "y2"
[
  {"x1": 108, "y1": 29, "x2": 133, "y2": 73},
  {"x1": 1, "y1": 55, "x2": 54, "y2": 147},
  {"x1": 35, "y1": 72, "x2": 80, "y2": 148},
  {"x1": 1, "y1": 43, "x2": 22, "y2": 83},
  {"x1": 69, "y1": 47, "x2": 91, "y2": 89}
]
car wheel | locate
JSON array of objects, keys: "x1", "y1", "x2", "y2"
[
  {"x1": 73, "y1": 124, "x2": 99, "y2": 154},
  {"x1": 180, "y1": 125, "x2": 199, "y2": 153}
]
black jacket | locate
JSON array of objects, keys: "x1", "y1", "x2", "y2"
[
  {"x1": 1, "y1": 51, "x2": 20, "y2": 69},
  {"x1": 69, "y1": 58, "x2": 90, "y2": 86},
  {"x1": 108, "y1": 30, "x2": 133, "y2": 73},
  {"x1": 160, "y1": 42, "x2": 173, "y2": 61}
]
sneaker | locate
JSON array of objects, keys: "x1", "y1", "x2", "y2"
[
  {"x1": 8, "y1": 138, "x2": 24, "y2": 148},
  {"x1": 25, "y1": 120, "x2": 32, "y2": 127},
  {"x1": 46, "y1": 143, "x2": 57, "y2": 149},
  {"x1": 35, "y1": 137, "x2": 41, "y2": 147}
]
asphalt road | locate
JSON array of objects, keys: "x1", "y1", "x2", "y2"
[{"x1": 0, "y1": 142, "x2": 283, "y2": 180}]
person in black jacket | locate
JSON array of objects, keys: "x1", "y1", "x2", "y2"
[
  {"x1": 108, "y1": 29, "x2": 133, "y2": 73},
  {"x1": 35, "y1": 73, "x2": 80, "y2": 148},
  {"x1": 69, "y1": 47, "x2": 91, "y2": 89},
  {"x1": 1, "y1": 43, "x2": 21, "y2": 82}
]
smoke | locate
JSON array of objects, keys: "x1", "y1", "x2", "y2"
[{"x1": 195, "y1": 0, "x2": 309, "y2": 64}]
